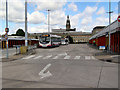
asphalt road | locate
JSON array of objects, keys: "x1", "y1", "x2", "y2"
[{"x1": 2, "y1": 44, "x2": 118, "y2": 88}]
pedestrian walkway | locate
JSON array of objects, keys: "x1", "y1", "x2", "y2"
[
  {"x1": 21, "y1": 54, "x2": 96, "y2": 60},
  {"x1": 0, "y1": 53, "x2": 16, "y2": 59}
]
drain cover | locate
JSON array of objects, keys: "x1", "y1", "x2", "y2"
[{"x1": 106, "y1": 60, "x2": 112, "y2": 62}]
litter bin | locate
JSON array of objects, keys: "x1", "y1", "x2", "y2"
[{"x1": 20, "y1": 46, "x2": 27, "y2": 54}]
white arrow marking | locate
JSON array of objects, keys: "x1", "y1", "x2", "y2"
[{"x1": 39, "y1": 64, "x2": 52, "y2": 79}]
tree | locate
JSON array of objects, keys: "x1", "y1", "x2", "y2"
[{"x1": 16, "y1": 29, "x2": 25, "y2": 36}]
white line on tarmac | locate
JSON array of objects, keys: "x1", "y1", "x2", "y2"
[
  {"x1": 58, "y1": 53, "x2": 67, "y2": 56},
  {"x1": 64, "y1": 56, "x2": 70, "y2": 59},
  {"x1": 33, "y1": 56, "x2": 43, "y2": 59},
  {"x1": 85, "y1": 56, "x2": 91, "y2": 60},
  {"x1": 39, "y1": 64, "x2": 52, "y2": 79},
  {"x1": 91, "y1": 56, "x2": 96, "y2": 60},
  {"x1": 53, "y1": 56, "x2": 59, "y2": 59},
  {"x1": 43, "y1": 55, "x2": 52, "y2": 59},
  {"x1": 22, "y1": 55, "x2": 35, "y2": 59},
  {"x1": 74, "y1": 56, "x2": 81, "y2": 59}
]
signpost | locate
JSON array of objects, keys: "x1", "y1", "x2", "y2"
[{"x1": 6, "y1": 0, "x2": 9, "y2": 59}]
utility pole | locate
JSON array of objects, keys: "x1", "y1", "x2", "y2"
[
  {"x1": 108, "y1": 0, "x2": 113, "y2": 51},
  {"x1": 6, "y1": 0, "x2": 9, "y2": 59},
  {"x1": 25, "y1": 0, "x2": 28, "y2": 46},
  {"x1": 47, "y1": 10, "x2": 51, "y2": 33}
]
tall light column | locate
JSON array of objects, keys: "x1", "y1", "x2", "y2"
[
  {"x1": 25, "y1": 0, "x2": 28, "y2": 46},
  {"x1": 47, "y1": 10, "x2": 51, "y2": 33},
  {"x1": 6, "y1": 0, "x2": 8, "y2": 58},
  {"x1": 108, "y1": 0, "x2": 113, "y2": 51}
]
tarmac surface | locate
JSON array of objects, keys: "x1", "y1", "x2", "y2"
[{"x1": 1, "y1": 44, "x2": 119, "y2": 88}]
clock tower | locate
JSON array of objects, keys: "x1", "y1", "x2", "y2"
[{"x1": 66, "y1": 15, "x2": 71, "y2": 31}]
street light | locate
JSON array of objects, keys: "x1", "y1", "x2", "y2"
[
  {"x1": 47, "y1": 10, "x2": 51, "y2": 33},
  {"x1": 25, "y1": 0, "x2": 28, "y2": 46},
  {"x1": 107, "y1": 0, "x2": 113, "y2": 51}
]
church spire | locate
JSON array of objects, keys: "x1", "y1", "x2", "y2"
[{"x1": 67, "y1": 15, "x2": 69, "y2": 19}]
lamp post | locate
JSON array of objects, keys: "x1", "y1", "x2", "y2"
[
  {"x1": 25, "y1": 0, "x2": 28, "y2": 46},
  {"x1": 107, "y1": 0, "x2": 113, "y2": 51},
  {"x1": 47, "y1": 10, "x2": 51, "y2": 33}
]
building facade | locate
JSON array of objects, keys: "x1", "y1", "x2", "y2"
[
  {"x1": 92, "y1": 26, "x2": 106, "y2": 35},
  {"x1": 89, "y1": 20, "x2": 120, "y2": 53},
  {"x1": 29, "y1": 15, "x2": 92, "y2": 43}
]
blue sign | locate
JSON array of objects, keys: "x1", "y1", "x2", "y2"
[{"x1": 99, "y1": 46, "x2": 105, "y2": 50}]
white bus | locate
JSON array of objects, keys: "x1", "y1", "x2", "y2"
[{"x1": 39, "y1": 34, "x2": 61, "y2": 47}]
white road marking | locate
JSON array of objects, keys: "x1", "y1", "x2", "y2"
[
  {"x1": 33, "y1": 56, "x2": 43, "y2": 59},
  {"x1": 74, "y1": 56, "x2": 81, "y2": 59},
  {"x1": 22, "y1": 55, "x2": 35, "y2": 59},
  {"x1": 53, "y1": 56, "x2": 59, "y2": 59},
  {"x1": 43, "y1": 55, "x2": 52, "y2": 59},
  {"x1": 39, "y1": 64, "x2": 52, "y2": 79},
  {"x1": 85, "y1": 56, "x2": 91, "y2": 60},
  {"x1": 91, "y1": 56, "x2": 96, "y2": 60},
  {"x1": 64, "y1": 56, "x2": 70, "y2": 59},
  {"x1": 58, "y1": 53, "x2": 67, "y2": 56},
  {"x1": 85, "y1": 56, "x2": 96, "y2": 60}
]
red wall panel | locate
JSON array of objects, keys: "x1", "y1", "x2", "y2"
[{"x1": 98, "y1": 36, "x2": 106, "y2": 46}]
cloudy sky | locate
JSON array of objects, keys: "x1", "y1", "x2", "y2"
[{"x1": 0, "y1": 0, "x2": 119, "y2": 35}]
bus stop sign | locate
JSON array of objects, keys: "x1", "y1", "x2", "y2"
[{"x1": 117, "y1": 15, "x2": 120, "y2": 22}]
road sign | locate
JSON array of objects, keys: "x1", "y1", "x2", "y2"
[
  {"x1": 99, "y1": 46, "x2": 105, "y2": 50},
  {"x1": 117, "y1": 15, "x2": 120, "y2": 22},
  {"x1": 5, "y1": 28, "x2": 9, "y2": 32}
]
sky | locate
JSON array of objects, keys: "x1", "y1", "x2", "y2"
[{"x1": 0, "y1": 0, "x2": 119, "y2": 35}]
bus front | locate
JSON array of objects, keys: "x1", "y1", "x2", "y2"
[{"x1": 39, "y1": 34, "x2": 51, "y2": 47}]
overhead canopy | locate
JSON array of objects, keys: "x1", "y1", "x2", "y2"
[{"x1": 89, "y1": 20, "x2": 119, "y2": 40}]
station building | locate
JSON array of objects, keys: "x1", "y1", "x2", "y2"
[
  {"x1": 89, "y1": 20, "x2": 120, "y2": 54},
  {"x1": 29, "y1": 15, "x2": 92, "y2": 43},
  {"x1": 92, "y1": 26, "x2": 106, "y2": 35},
  {"x1": 50, "y1": 15, "x2": 92, "y2": 43}
]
